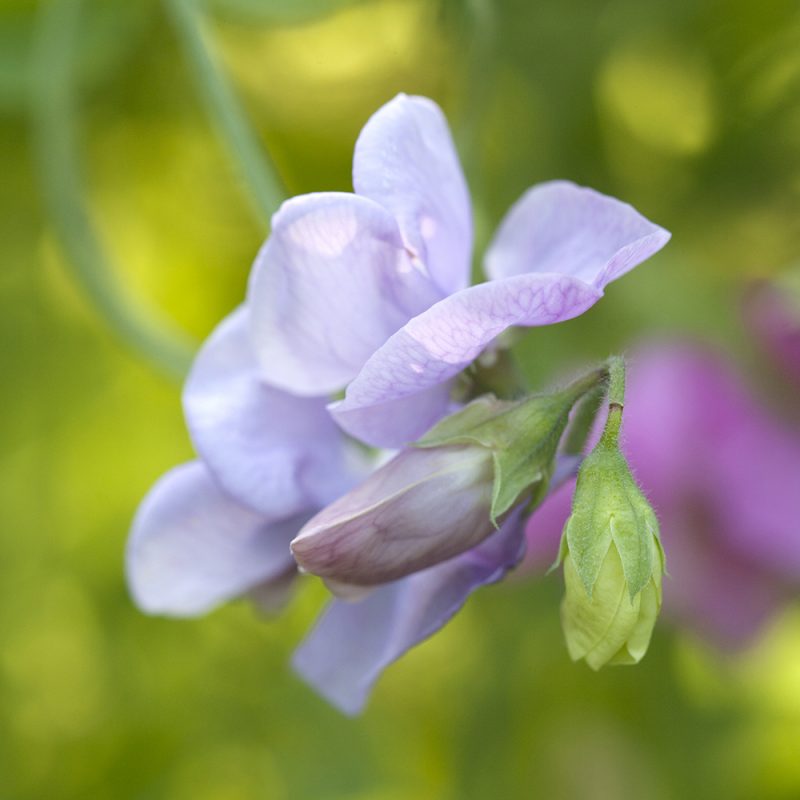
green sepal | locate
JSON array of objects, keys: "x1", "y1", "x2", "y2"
[
  {"x1": 564, "y1": 438, "x2": 662, "y2": 602},
  {"x1": 417, "y1": 373, "x2": 603, "y2": 527}
]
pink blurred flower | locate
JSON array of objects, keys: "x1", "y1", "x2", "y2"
[{"x1": 744, "y1": 277, "x2": 800, "y2": 387}]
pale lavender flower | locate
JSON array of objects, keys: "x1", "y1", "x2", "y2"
[
  {"x1": 247, "y1": 93, "x2": 670, "y2": 448},
  {"x1": 128, "y1": 93, "x2": 670, "y2": 713},
  {"x1": 525, "y1": 343, "x2": 800, "y2": 649}
]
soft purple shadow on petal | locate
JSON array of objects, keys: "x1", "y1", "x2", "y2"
[
  {"x1": 184, "y1": 308, "x2": 354, "y2": 517},
  {"x1": 248, "y1": 567, "x2": 298, "y2": 614},
  {"x1": 127, "y1": 462, "x2": 306, "y2": 617},
  {"x1": 353, "y1": 93, "x2": 473, "y2": 297},
  {"x1": 292, "y1": 509, "x2": 526, "y2": 716},
  {"x1": 331, "y1": 274, "x2": 602, "y2": 447},
  {"x1": 247, "y1": 193, "x2": 441, "y2": 396},
  {"x1": 330, "y1": 381, "x2": 454, "y2": 452},
  {"x1": 484, "y1": 181, "x2": 671, "y2": 287}
]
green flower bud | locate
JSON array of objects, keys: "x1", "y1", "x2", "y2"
[
  {"x1": 562, "y1": 546, "x2": 662, "y2": 670},
  {"x1": 557, "y1": 398, "x2": 665, "y2": 669}
]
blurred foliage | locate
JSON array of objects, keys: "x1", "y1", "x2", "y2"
[{"x1": 2, "y1": 0, "x2": 800, "y2": 797}]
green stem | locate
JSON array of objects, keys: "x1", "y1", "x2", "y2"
[
  {"x1": 600, "y1": 355, "x2": 626, "y2": 446},
  {"x1": 167, "y1": 0, "x2": 287, "y2": 228},
  {"x1": 30, "y1": 0, "x2": 195, "y2": 380}
]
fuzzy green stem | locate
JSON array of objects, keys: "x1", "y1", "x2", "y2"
[{"x1": 600, "y1": 356, "x2": 626, "y2": 446}]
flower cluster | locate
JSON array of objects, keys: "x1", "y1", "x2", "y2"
[{"x1": 128, "y1": 94, "x2": 669, "y2": 714}]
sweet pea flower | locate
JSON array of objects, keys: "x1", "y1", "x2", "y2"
[
  {"x1": 128, "y1": 93, "x2": 670, "y2": 714},
  {"x1": 525, "y1": 343, "x2": 800, "y2": 649},
  {"x1": 247, "y1": 93, "x2": 670, "y2": 448}
]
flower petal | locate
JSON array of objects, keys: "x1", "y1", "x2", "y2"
[
  {"x1": 292, "y1": 509, "x2": 525, "y2": 715},
  {"x1": 331, "y1": 274, "x2": 602, "y2": 446},
  {"x1": 247, "y1": 192, "x2": 441, "y2": 396},
  {"x1": 484, "y1": 180, "x2": 670, "y2": 286},
  {"x1": 184, "y1": 308, "x2": 355, "y2": 517},
  {"x1": 127, "y1": 462, "x2": 304, "y2": 616},
  {"x1": 353, "y1": 93, "x2": 473, "y2": 296}
]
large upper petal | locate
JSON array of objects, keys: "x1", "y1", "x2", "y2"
[
  {"x1": 292, "y1": 509, "x2": 525, "y2": 716},
  {"x1": 127, "y1": 462, "x2": 305, "y2": 616},
  {"x1": 247, "y1": 192, "x2": 442, "y2": 396},
  {"x1": 184, "y1": 308, "x2": 356, "y2": 518},
  {"x1": 484, "y1": 180, "x2": 670, "y2": 286},
  {"x1": 353, "y1": 94, "x2": 473, "y2": 296},
  {"x1": 330, "y1": 274, "x2": 603, "y2": 447}
]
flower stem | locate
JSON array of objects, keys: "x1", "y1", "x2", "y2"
[
  {"x1": 601, "y1": 355, "x2": 626, "y2": 446},
  {"x1": 167, "y1": 0, "x2": 288, "y2": 228},
  {"x1": 31, "y1": 0, "x2": 196, "y2": 380}
]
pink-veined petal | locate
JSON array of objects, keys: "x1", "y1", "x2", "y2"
[{"x1": 331, "y1": 274, "x2": 602, "y2": 447}]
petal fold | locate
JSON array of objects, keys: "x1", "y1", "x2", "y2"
[
  {"x1": 354, "y1": 94, "x2": 473, "y2": 296},
  {"x1": 485, "y1": 180, "x2": 670, "y2": 286},
  {"x1": 292, "y1": 510, "x2": 525, "y2": 715},
  {"x1": 247, "y1": 192, "x2": 441, "y2": 396},
  {"x1": 331, "y1": 274, "x2": 602, "y2": 446},
  {"x1": 127, "y1": 462, "x2": 303, "y2": 616}
]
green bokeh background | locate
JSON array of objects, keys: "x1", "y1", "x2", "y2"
[{"x1": 2, "y1": 0, "x2": 800, "y2": 797}]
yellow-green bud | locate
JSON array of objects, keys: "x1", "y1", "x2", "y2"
[
  {"x1": 562, "y1": 546, "x2": 662, "y2": 669},
  {"x1": 557, "y1": 396, "x2": 665, "y2": 669}
]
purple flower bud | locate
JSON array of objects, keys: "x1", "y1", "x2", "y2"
[{"x1": 291, "y1": 445, "x2": 496, "y2": 587}]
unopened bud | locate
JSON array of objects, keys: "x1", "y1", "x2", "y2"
[
  {"x1": 557, "y1": 371, "x2": 665, "y2": 669},
  {"x1": 293, "y1": 372, "x2": 605, "y2": 589},
  {"x1": 291, "y1": 444, "x2": 495, "y2": 587}
]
